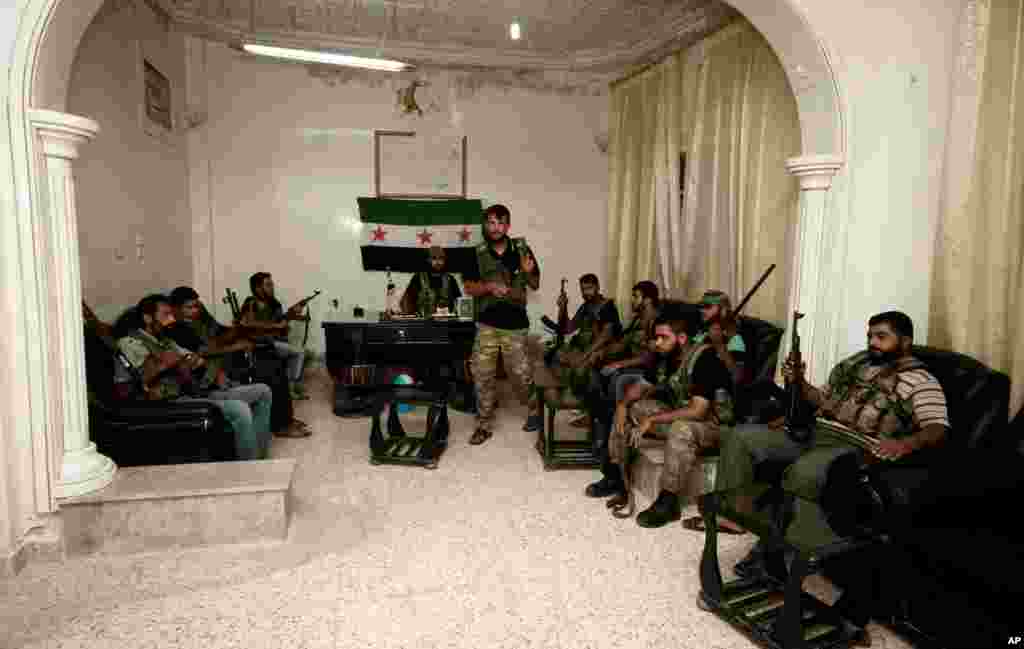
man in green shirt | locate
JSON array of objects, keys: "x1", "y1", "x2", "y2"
[
  {"x1": 692, "y1": 290, "x2": 747, "y2": 385},
  {"x1": 117, "y1": 294, "x2": 274, "y2": 460}
]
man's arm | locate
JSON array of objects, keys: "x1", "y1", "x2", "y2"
[{"x1": 646, "y1": 396, "x2": 711, "y2": 425}]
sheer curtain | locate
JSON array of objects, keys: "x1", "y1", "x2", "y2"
[
  {"x1": 606, "y1": 20, "x2": 800, "y2": 323},
  {"x1": 931, "y1": 0, "x2": 1024, "y2": 416}
]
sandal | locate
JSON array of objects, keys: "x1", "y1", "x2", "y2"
[
  {"x1": 682, "y1": 515, "x2": 747, "y2": 535},
  {"x1": 469, "y1": 428, "x2": 493, "y2": 445}
]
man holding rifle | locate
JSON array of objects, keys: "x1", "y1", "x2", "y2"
[
  {"x1": 241, "y1": 272, "x2": 316, "y2": 401},
  {"x1": 706, "y1": 310, "x2": 948, "y2": 644}
]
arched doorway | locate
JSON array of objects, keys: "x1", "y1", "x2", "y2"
[{"x1": 0, "y1": 0, "x2": 846, "y2": 568}]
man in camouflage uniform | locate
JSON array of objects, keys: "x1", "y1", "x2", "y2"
[
  {"x1": 586, "y1": 309, "x2": 734, "y2": 528},
  {"x1": 398, "y1": 245, "x2": 462, "y2": 316},
  {"x1": 240, "y1": 272, "x2": 309, "y2": 400},
  {"x1": 461, "y1": 204, "x2": 543, "y2": 445},
  {"x1": 714, "y1": 311, "x2": 949, "y2": 644},
  {"x1": 166, "y1": 286, "x2": 311, "y2": 438},
  {"x1": 117, "y1": 294, "x2": 274, "y2": 460},
  {"x1": 536, "y1": 273, "x2": 621, "y2": 425}
]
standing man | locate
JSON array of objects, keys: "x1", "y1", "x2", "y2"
[
  {"x1": 399, "y1": 245, "x2": 462, "y2": 316},
  {"x1": 240, "y1": 272, "x2": 309, "y2": 401},
  {"x1": 462, "y1": 204, "x2": 543, "y2": 445}
]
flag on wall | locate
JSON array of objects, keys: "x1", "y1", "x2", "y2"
[{"x1": 358, "y1": 197, "x2": 484, "y2": 273}]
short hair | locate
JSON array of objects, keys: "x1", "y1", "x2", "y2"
[
  {"x1": 579, "y1": 273, "x2": 599, "y2": 286},
  {"x1": 137, "y1": 293, "x2": 169, "y2": 318},
  {"x1": 632, "y1": 281, "x2": 660, "y2": 306},
  {"x1": 169, "y1": 286, "x2": 199, "y2": 306},
  {"x1": 869, "y1": 311, "x2": 914, "y2": 339},
  {"x1": 249, "y1": 272, "x2": 271, "y2": 294},
  {"x1": 653, "y1": 301, "x2": 695, "y2": 338},
  {"x1": 483, "y1": 204, "x2": 511, "y2": 224}
]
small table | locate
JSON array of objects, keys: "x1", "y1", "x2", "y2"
[{"x1": 698, "y1": 483, "x2": 882, "y2": 649}]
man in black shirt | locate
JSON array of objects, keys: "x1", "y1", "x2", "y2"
[
  {"x1": 462, "y1": 204, "x2": 543, "y2": 445},
  {"x1": 585, "y1": 310, "x2": 735, "y2": 528}
]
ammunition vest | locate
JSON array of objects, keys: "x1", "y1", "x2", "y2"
[
  {"x1": 416, "y1": 272, "x2": 456, "y2": 317},
  {"x1": 819, "y1": 351, "x2": 926, "y2": 439},
  {"x1": 654, "y1": 343, "x2": 735, "y2": 426},
  {"x1": 474, "y1": 237, "x2": 532, "y2": 319},
  {"x1": 568, "y1": 299, "x2": 611, "y2": 351},
  {"x1": 124, "y1": 330, "x2": 184, "y2": 400}
]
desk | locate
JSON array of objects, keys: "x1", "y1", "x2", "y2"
[{"x1": 322, "y1": 315, "x2": 476, "y2": 415}]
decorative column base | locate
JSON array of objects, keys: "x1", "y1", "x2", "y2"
[{"x1": 57, "y1": 442, "x2": 116, "y2": 499}]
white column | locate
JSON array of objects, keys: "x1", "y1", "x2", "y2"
[
  {"x1": 29, "y1": 109, "x2": 116, "y2": 499},
  {"x1": 778, "y1": 154, "x2": 845, "y2": 387}
]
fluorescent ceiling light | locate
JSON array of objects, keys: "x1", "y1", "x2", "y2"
[
  {"x1": 242, "y1": 44, "x2": 409, "y2": 71},
  {"x1": 509, "y1": 22, "x2": 521, "y2": 40}
]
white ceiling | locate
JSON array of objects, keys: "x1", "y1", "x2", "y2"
[{"x1": 160, "y1": 0, "x2": 737, "y2": 84}]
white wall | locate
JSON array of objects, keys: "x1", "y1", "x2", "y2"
[
  {"x1": 795, "y1": 0, "x2": 959, "y2": 352},
  {"x1": 68, "y1": 2, "x2": 193, "y2": 321},
  {"x1": 188, "y1": 42, "x2": 610, "y2": 358}
]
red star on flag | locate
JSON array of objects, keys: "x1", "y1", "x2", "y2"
[
  {"x1": 417, "y1": 229, "x2": 433, "y2": 245},
  {"x1": 370, "y1": 225, "x2": 388, "y2": 241},
  {"x1": 458, "y1": 226, "x2": 472, "y2": 242}
]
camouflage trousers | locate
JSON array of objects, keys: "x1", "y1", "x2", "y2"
[
  {"x1": 609, "y1": 399, "x2": 721, "y2": 495},
  {"x1": 471, "y1": 324, "x2": 541, "y2": 432}
]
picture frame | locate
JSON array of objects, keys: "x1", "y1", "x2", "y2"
[
  {"x1": 138, "y1": 41, "x2": 175, "y2": 142},
  {"x1": 374, "y1": 130, "x2": 468, "y2": 198}
]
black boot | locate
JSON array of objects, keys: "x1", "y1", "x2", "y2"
[
  {"x1": 636, "y1": 490, "x2": 682, "y2": 528},
  {"x1": 586, "y1": 461, "x2": 624, "y2": 498},
  {"x1": 522, "y1": 414, "x2": 543, "y2": 432}
]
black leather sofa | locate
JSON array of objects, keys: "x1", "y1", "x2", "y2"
[
  {"x1": 84, "y1": 325, "x2": 237, "y2": 466},
  {"x1": 824, "y1": 346, "x2": 1018, "y2": 648}
]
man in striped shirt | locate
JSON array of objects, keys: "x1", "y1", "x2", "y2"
[{"x1": 707, "y1": 311, "x2": 949, "y2": 644}]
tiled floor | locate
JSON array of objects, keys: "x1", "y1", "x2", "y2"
[{"x1": 0, "y1": 371, "x2": 914, "y2": 649}]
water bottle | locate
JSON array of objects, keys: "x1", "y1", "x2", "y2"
[{"x1": 714, "y1": 388, "x2": 735, "y2": 426}]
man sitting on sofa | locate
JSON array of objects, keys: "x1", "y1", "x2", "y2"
[
  {"x1": 586, "y1": 310, "x2": 734, "y2": 528},
  {"x1": 117, "y1": 293, "x2": 275, "y2": 460},
  {"x1": 166, "y1": 286, "x2": 310, "y2": 438},
  {"x1": 708, "y1": 310, "x2": 949, "y2": 645}
]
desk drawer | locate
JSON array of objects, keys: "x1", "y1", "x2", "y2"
[{"x1": 365, "y1": 326, "x2": 451, "y2": 344}]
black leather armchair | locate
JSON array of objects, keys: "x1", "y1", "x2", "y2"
[
  {"x1": 823, "y1": 346, "x2": 1017, "y2": 648},
  {"x1": 84, "y1": 325, "x2": 236, "y2": 466}
]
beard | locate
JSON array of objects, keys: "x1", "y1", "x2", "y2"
[{"x1": 867, "y1": 348, "x2": 900, "y2": 365}]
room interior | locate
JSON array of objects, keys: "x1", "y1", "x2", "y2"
[{"x1": 2, "y1": 0, "x2": 1023, "y2": 647}]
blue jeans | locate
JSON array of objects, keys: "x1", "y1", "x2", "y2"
[
  {"x1": 272, "y1": 341, "x2": 305, "y2": 384},
  {"x1": 184, "y1": 383, "x2": 273, "y2": 460}
]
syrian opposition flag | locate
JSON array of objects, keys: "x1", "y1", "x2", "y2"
[{"x1": 358, "y1": 197, "x2": 484, "y2": 273}]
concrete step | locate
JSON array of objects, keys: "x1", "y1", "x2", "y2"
[{"x1": 60, "y1": 459, "x2": 296, "y2": 556}]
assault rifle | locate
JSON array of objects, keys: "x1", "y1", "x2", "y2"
[
  {"x1": 223, "y1": 288, "x2": 242, "y2": 323},
  {"x1": 541, "y1": 278, "x2": 569, "y2": 366},
  {"x1": 783, "y1": 311, "x2": 816, "y2": 443},
  {"x1": 285, "y1": 290, "x2": 321, "y2": 321}
]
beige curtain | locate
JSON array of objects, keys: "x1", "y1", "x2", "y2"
[
  {"x1": 931, "y1": 0, "x2": 1024, "y2": 416},
  {"x1": 606, "y1": 20, "x2": 801, "y2": 323}
]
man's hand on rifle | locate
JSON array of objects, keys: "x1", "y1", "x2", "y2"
[
  {"x1": 872, "y1": 438, "x2": 914, "y2": 462},
  {"x1": 520, "y1": 251, "x2": 536, "y2": 274},
  {"x1": 782, "y1": 358, "x2": 806, "y2": 384},
  {"x1": 490, "y1": 282, "x2": 510, "y2": 298}
]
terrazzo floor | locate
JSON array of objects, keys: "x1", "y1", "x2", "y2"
[{"x1": 0, "y1": 371, "x2": 915, "y2": 649}]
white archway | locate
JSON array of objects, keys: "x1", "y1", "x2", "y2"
[{"x1": 0, "y1": 0, "x2": 847, "y2": 572}]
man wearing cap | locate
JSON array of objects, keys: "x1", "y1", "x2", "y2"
[
  {"x1": 399, "y1": 245, "x2": 462, "y2": 317},
  {"x1": 692, "y1": 290, "x2": 747, "y2": 385}
]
